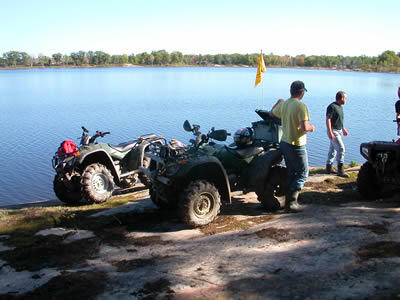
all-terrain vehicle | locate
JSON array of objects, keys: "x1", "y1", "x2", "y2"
[
  {"x1": 357, "y1": 120, "x2": 400, "y2": 199},
  {"x1": 52, "y1": 126, "x2": 164, "y2": 205},
  {"x1": 141, "y1": 110, "x2": 287, "y2": 227}
]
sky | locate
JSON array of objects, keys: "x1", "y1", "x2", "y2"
[{"x1": 1, "y1": 0, "x2": 399, "y2": 57}]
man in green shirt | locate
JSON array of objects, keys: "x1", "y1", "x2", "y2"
[{"x1": 271, "y1": 81, "x2": 315, "y2": 212}]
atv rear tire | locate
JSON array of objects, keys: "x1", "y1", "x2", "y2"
[
  {"x1": 53, "y1": 175, "x2": 82, "y2": 205},
  {"x1": 256, "y1": 166, "x2": 287, "y2": 211},
  {"x1": 357, "y1": 162, "x2": 384, "y2": 200},
  {"x1": 81, "y1": 163, "x2": 114, "y2": 204},
  {"x1": 179, "y1": 180, "x2": 221, "y2": 227}
]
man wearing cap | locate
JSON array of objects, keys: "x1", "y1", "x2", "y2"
[
  {"x1": 325, "y1": 91, "x2": 349, "y2": 177},
  {"x1": 270, "y1": 80, "x2": 315, "y2": 213}
]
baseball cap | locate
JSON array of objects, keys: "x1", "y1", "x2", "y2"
[{"x1": 290, "y1": 80, "x2": 307, "y2": 92}]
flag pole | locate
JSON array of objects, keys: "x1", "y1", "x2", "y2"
[{"x1": 261, "y1": 49, "x2": 264, "y2": 109}]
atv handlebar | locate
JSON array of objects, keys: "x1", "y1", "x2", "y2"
[
  {"x1": 80, "y1": 126, "x2": 111, "y2": 145},
  {"x1": 96, "y1": 131, "x2": 111, "y2": 137},
  {"x1": 88, "y1": 131, "x2": 110, "y2": 144}
]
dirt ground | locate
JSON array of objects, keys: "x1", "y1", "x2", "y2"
[{"x1": 1, "y1": 168, "x2": 400, "y2": 299}]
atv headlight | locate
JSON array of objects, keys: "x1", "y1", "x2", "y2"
[{"x1": 361, "y1": 145, "x2": 369, "y2": 158}]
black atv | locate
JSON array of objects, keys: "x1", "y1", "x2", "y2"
[
  {"x1": 141, "y1": 110, "x2": 286, "y2": 227},
  {"x1": 357, "y1": 120, "x2": 400, "y2": 199},
  {"x1": 52, "y1": 126, "x2": 164, "y2": 205}
]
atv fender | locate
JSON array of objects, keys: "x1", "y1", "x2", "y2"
[
  {"x1": 77, "y1": 149, "x2": 120, "y2": 182},
  {"x1": 174, "y1": 156, "x2": 231, "y2": 203},
  {"x1": 242, "y1": 147, "x2": 283, "y2": 190}
]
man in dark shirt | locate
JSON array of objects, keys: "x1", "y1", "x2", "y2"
[{"x1": 326, "y1": 91, "x2": 349, "y2": 177}]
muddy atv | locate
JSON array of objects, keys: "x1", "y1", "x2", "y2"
[
  {"x1": 357, "y1": 138, "x2": 400, "y2": 200},
  {"x1": 141, "y1": 110, "x2": 286, "y2": 227},
  {"x1": 52, "y1": 126, "x2": 164, "y2": 205}
]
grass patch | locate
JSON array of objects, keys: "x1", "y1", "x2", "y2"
[
  {"x1": 301, "y1": 171, "x2": 359, "y2": 205},
  {"x1": 0, "y1": 194, "x2": 137, "y2": 236},
  {"x1": 309, "y1": 164, "x2": 358, "y2": 176},
  {"x1": 309, "y1": 167, "x2": 327, "y2": 175},
  {"x1": 349, "y1": 160, "x2": 359, "y2": 168},
  {"x1": 200, "y1": 215, "x2": 275, "y2": 235}
]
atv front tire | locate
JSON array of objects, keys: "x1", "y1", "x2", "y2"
[
  {"x1": 81, "y1": 163, "x2": 114, "y2": 204},
  {"x1": 53, "y1": 175, "x2": 82, "y2": 205},
  {"x1": 357, "y1": 162, "x2": 384, "y2": 200},
  {"x1": 256, "y1": 166, "x2": 287, "y2": 211},
  {"x1": 179, "y1": 180, "x2": 221, "y2": 227}
]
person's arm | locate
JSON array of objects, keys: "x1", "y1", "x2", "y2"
[
  {"x1": 326, "y1": 116, "x2": 335, "y2": 140},
  {"x1": 269, "y1": 99, "x2": 284, "y2": 118},
  {"x1": 300, "y1": 120, "x2": 315, "y2": 132},
  {"x1": 342, "y1": 127, "x2": 348, "y2": 136}
]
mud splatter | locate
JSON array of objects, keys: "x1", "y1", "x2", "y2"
[
  {"x1": 357, "y1": 241, "x2": 400, "y2": 260},
  {"x1": 133, "y1": 277, "x2": 174, "y2": 299},
  {"x1": 253, "y1": 227, "x2": 292, "y2": 242},
  {"x1": 346, "y1": 222, "x2": 389, "y2": 235}
]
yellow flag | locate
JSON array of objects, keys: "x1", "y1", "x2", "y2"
[{"x1": 254, "y1": 53, "x2": 266, "y2": 88}]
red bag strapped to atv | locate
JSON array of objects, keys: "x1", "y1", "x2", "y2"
[{"x1": 57, "y1": 140, "x2": 78, "y2": 156}]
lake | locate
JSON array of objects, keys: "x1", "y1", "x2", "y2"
[{"x1": 0, "y1": 67, "x2": 399, "y2": 206}]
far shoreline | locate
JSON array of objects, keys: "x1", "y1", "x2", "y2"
[{"x1": 1, "y1": 64, "x2": 399, "y2": 74}]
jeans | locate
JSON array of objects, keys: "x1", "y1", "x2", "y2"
[
  {"x1": 279, "y1": 141, "x2": 309, "y2": 192},
  {"x1": 326, "y1": 129, "x2": 345, "y2": 165}
]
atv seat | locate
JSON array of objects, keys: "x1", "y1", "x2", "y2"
[
  {"x1": 108, "y1": 140, "x2": 138, "y2": 152},
  {"x1": 225, "y1": 145, "x2": 264, "y2": 159}
]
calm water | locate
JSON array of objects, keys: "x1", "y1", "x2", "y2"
[{"x1": 0, "y1": 67, "x2": 399, "y2": 206}]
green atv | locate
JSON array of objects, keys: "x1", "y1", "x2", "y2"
[
  {"x1": 52, "y1": 126, "x2": 164, "y2": 205},
  {"x1": 141, "y1": 110, "x2": 287, "y2": 227}
]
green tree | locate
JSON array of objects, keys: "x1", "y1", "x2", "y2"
[
  {"x1": 378, "y1": 50, "x2": 397, "y2": 66},
  {"x1": 120, "y1": 54, "x2": 129, "y2": 64},
  {"x1": 52, "y1": 53, "x2": 63, "y2": 65},
  {"x1": 128, "y1": 53, "x2": 135, "y2": 64},
  {"x1": 3, "y1": 51, "x2": 19, "y2": 66},
  {"x1": 145, "y1": 54, "x2": 154, "y2": 65},
  {"x1": 86, "y1": 51, "x2": 95, "y2": 64},
  {"x1": 70, "y1": 51, "x2": 86, "y2": 65},
  {"x1": 38, "y1": 55, "x2": 51, "y2": 66},
  {"x1": 170, "y1": 51, "x2": 183, "y2": 64}
]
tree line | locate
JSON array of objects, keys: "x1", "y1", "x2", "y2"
[{"x1": 1, "y1": 49, "x2": 400, "y2": 73}]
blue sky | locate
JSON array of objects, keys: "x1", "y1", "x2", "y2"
[{"x1": 1, "y1": 0, "x2": 399, "y2": 57}]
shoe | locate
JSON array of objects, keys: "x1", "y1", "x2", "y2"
[
  {"x1": 326, "y1": 164, "x2": 334, "y2": 174},
  {"x1": 337, "y1": 163, "x2": 350, "y2": 178},
  {"x1": 284, "y1": 190, "x2": 304, "y2": 213}
]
